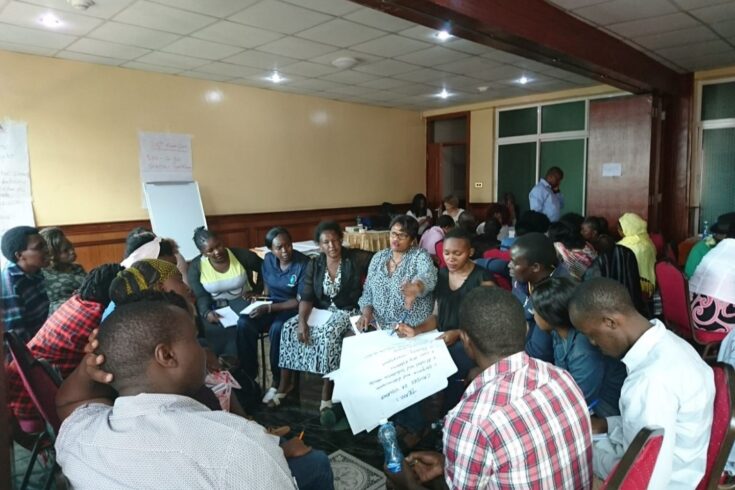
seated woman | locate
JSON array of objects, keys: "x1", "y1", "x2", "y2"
[
  {"x1": 406, "y1": 193, "x2": 433, "y2": 235},
  {"x1": 1, "y1": 226, "x2": 50, "y2": 342},
  {"x1": 441, "y1": 194, "x2": 465, "y2": 224},
  {"x1": 690, "y1": 235, "x2": 735, "y2": 337},
  {"x1": 404, "y1": 228, "x2": 493, "y2": 412},
  {"x1": 471, "y1": 216, "x2": 501, "y2": 260},
  {"x1": 122, "y1": 227, "x2": 188, "y2": 282},
  {"x1": 356, "y1": 215, "x2": 437, "y2": 442},
  {"x1": 548, "y1": 221, "x2": 597, "y2": 280},
  {"x1": 531, "y1": 276, "x2": 626, "y2": 417},
  {"x1": 274, "y1": 222, "x2": 372, "y2": 424},
  {"x1": 581, "y1": 216, "x2": 609, "y2": 252},
  {"x1": 6, "y1": 264, "x2": 121, "y2": 422},
  {"x1": 476, "y1": 202, "x2": 511, "y2": 240},
  {"x1": 188, "y1": 227, "x2": 263, "y2": 357},
  {"x1": 39, "y1": 227, "x2": 87, "y2": 314},
  {"x1": 236, "y1": 227, "x2": 310, "y2": 403},
  {"x1": 418, "y1": 215, "x2": 454, "y2": 258},
  {"x1": 617, "y1": 212, "x2": 656, "y2": 298}
]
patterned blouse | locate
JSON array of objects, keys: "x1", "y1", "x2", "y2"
[
  {"x1": 43, "y1": 264, "x2": 86, "y2": 314},
  {"x1": 359, "y1": 246, "x2": 437, "y2": 327}
]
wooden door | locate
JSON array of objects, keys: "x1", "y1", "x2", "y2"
[
  {"x1": 587, "y1": 95, "x2": 654, "y2": 233},
  {"x1": 426, "y1": 143, "x2": 442, "y2": 210}
]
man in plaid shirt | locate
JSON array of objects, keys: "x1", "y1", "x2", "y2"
[
  {"x1": 6, "y1": 264, "x2": 122, "y2": 421},
  {"x1": 387, "y1": 287, "x2": 592, "y2": 490}
]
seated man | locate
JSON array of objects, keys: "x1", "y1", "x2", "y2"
[
  {"x1": 569, "y1": 278, "x2": 714, "y2": 489},
  {"x1": 509, "y1": 232, "x2": 569, "y2": 363},
  {"x1": 55, "y1": 294, "x2": 333, "y2": 490},
  {"x1": 388, "y1": 286, "x2": 592, "y2": 489}
]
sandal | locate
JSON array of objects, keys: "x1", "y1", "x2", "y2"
[
  {"x1": 320, "y1": 407, "x2": 337, "y2": 428},
  {"x1": 267, "y1": 392, "x2": 289, "y2": 408},
  {"x1": 262, "y1": 387, "x2": 278, "y2": 404}
]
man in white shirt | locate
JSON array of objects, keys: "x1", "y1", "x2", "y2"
[
  {"x1": 55, "y1": 294, "x2": 322, "y2": 490},
  {"x1": 528, "y1": 167, "x2": 564, "y2": 223},
  {"x1": 569, "y1": 278, "x2": 714, "y2": 490}
]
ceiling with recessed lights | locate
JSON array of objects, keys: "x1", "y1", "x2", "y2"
[{"x1": 0, "y1": 0, "x2": 734, "y2": 110}]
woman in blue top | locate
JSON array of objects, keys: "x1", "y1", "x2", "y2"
[
  {"x1": 236, "y1": 227, "x2": 309, "y2": 403},
  {"x1": 531, "y1": 276, "x2": 626, "y2": 417}
]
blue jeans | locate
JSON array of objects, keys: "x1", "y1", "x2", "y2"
[
  {"x1": 445, "y1": 341, "x2": 475, "y2": 413},
  {"x1": 236, "y1": 310, "x2": 295, "y2": 387},
  {"x1": 286, "y1": 449, "x2": 334, "y2": 490}
]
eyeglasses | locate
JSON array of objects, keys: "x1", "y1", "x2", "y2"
[{"x1": 390, "y1": 231, "x2": 410, "y2": 240}]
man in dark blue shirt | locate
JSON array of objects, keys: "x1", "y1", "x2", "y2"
[
  {"x1": 236, "y1": 228, "x2": 309, "y2": 401},
  {"x1": 509, "y1": 232, "x2": 569, "y2": 363}
]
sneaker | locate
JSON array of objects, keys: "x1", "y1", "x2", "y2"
[{"x1": 262, "y1": 387, "x2": 278, "y2": 404}]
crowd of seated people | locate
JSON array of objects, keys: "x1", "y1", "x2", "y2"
[{"x1": 2, "y1": 201, "x2": 734, "y2": 489}]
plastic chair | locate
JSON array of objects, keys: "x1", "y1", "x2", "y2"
[
  {"x1": 601, "y1": 427, "x2": 665, "y2": 490},
  {"x1": 435, "y1": 240, "x2": 446, "y2": 268},
  {"x1": 482, "y1": 248, "x2": 511, "y2": 262},
  {"x1": 650, "y1": 233, "x2": 665, "y2": 258},
  {"x1": 697, "y1": 363, "x2": 735, "y2": 490},
  {"x1": 655, "y1": 260, "x2": 694, "y2": 341},
  {"x1": 4, "y1": 331, "x2": 62, "y2": 490}
]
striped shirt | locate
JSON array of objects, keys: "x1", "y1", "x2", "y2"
[
  {"x1": 443, "y1": 352, "x2": 592, "y2": 489},
  {"x1": 1, "y1": 262, "x2": 49, "y2": 342}
]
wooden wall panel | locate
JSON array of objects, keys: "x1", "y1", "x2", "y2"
[
  {"x1": 587, "y1": 95, "x2": 653, "y2": 230},
  {"x1": 57, "y1": 204, "x2": 407, "y2": 271}
]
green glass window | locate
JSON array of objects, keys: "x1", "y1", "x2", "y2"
[
  {"x1": 702, "y1": 82, "x2": 735, "y2": 121},
  {"x1": 497, "y1": 142, "x2": 537, "y2": 215},
  {"x1": 700, "y1": 128, "x2": 735, "y2": 229},
  {"x1": 498, "y1": 108, "x2": 537, "y2": 138},
  {"x1": 541, "y1": 101, "x2": 586, "y2": 133},
  {"x1": 539, "y1": 139, "x2": 586, "y2": 216}
]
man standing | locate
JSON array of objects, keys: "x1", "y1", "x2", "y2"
[
  {"x1": 570, "y1": 278, "x2": 714, "y2": 490},
  {"x1": 386, "y1": 287, "x2": 592, "y2": 489},
  {"x1": 529, "y1": 167, "x2": 564, "y2": 222}
]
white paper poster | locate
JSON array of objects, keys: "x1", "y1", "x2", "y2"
[
  {"x1": 602, "y1": 162, "x2": 622, "y2": 177},
  {"x1": 0, "y1": 120, "x2": 35, "y2": 265},
  {"x1": 139, "y1": 131, "x2": 193, "y2": 183},
  {"x1": 328, "y1": 330, "x2": 457, "y2": 434}
]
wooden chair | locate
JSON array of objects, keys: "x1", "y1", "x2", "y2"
[
  {"x1": 601, "y1": 427, "x2": 665, "y2": 490},
  {"x1": 697, "y1": 363, "x2": 735, "y2": 490}
]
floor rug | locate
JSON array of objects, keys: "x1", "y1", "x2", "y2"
[{"x1": 330, "y1": 449, "x2": 386, "y2": 490}]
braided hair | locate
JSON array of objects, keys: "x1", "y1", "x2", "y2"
[
  {"x1": 192, "y1": 226, "x2": 216, "y2": 252},
  {"x1": 39, "y1": 227, "x2": 69, "y2": 269},
  {"x1": 78, "y1": 263, "x2": 124, "y2": 306}
]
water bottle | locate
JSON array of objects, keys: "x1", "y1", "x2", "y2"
[
  {"x1": 378, "y1": 420, "x2": 404, "y2": 473},
  {"x1": 702, "y1": 220, "x2": 710, "y2": 239},
  {"x1": 356, "y1": 216, "x2": 362, "y2": 228}
]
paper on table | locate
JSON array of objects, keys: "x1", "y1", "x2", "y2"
[
  {"x1": 241, "y1": 301, "x2": 272, "y2": 315},
  {"x1": 308, "y1": 308, "x2": 332, "y2": 327},
  {"x1": 349, "y1": 315, "x2": 362, "y2": 335},
  {"x1": 214, "y1": 307, "x2": 239, "y2": 328}
]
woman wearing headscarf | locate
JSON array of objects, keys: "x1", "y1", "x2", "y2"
[
  {"x1": 617, "y1": 213, "x2": 656, "y2": 298},
  {"x1": 690, "y1": 235, "x2": 735, "y2": 335},
  {"x1": 39, "y1": 227, "x2": 87, "y2": 314}
]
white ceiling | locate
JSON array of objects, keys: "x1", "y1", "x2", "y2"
[
  {"x1": 0, "y1": 0, "x2": 733, "y2": 110},
  {"x1": 548, "y1": 0, "x2": 735, "y2": 73}
]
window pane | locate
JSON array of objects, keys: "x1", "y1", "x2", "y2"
[
  {"x1": 541, "y1": 101, "x2": 586, "y2": 133},
  {"x1": 539, "y1": 139, "x2": 586, "y2": 216},
  {"x1": 497, "y1": 142, "x2": 537, "y2": 215},
  {"x1": 498, "y1": 108, "x2": 537, "y2": 138},
  {"x1": 702, "y1": 82, "x2": 735, "y2": 120},
  {"x1": 432, "y1": 118, "x2": 467, "y2": 143},
  {"x1": 700, "y1": 128, "x2": 735, "y2": 230}
]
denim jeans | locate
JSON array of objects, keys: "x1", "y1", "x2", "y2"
[
  {"x1": 236, "y1": 310, "x2": 296, "y2": 387},
  {"x1": 286, "y1": 449, "x2": 334, "y2": 490}
]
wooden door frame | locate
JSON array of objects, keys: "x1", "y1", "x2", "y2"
[{"x1": 425, "y1": 111, "x2": 471, "y2": 210}]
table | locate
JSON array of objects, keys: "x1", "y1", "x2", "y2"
[{"x1": 344, "y1": 230, "x2": 391, "y2": 252}]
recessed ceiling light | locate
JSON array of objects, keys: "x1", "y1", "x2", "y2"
[
  {"x1": 436, "y1": 88, "x2": 451, "y2": 99},
  {"x1": 331, "y1": 56, "x2": 358, "y2": 69},
  {"x1": 517, "y1": 76, "x2": 530, "y2": 85},
  {"x1": 267, "y1": 71, "x2": 285, "y2": 83},
  {"x1": 477, "y1": 86, "x2": 489, "y2": 92},
  {"x1": 435, "y1": 30, "x2": 453, "y2": 42},
  {"x1": 39, "y1": 13, "x2": 62, "y2": 28}
]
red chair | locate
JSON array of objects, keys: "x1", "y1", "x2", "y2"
[
  {"x1": 655, "y1": 260, "x2": 694, "y2": 341},
  {"x1": 650, "y1": 233, "x2": 665, "y2": 259},
  {"x1": 483, "y1": 248, "x2": 511, "y2": 262},
  {"x1": 601, "y1": 427, "x2": 665, "y2": 490},
  {"x1": 435, "y1": 240, "x2": 446, "y2": 268},
  {"x1": 697, "y1": 363, "x2": 735, "y2": 490},
  {"x1": 4, "y1": 331, "x2": 62, "y2": 490}
]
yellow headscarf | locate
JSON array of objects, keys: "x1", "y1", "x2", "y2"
[
  {"x1": 618, "y1": 213, "x2": 656, "y2": 295},
  {"x1": 109, "y1": 259, "x2": 180, "y2": 302}
]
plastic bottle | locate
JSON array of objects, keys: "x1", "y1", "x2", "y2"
[
  {"x1": 378, "y1": 419, "x2": 404, "y2": 474},
  {"x1": 702, "y1": 220, "x2": 710, "y2": 239},
  {"x1": 356, "y1": 216, "x2": 362, "y2": 228}
]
